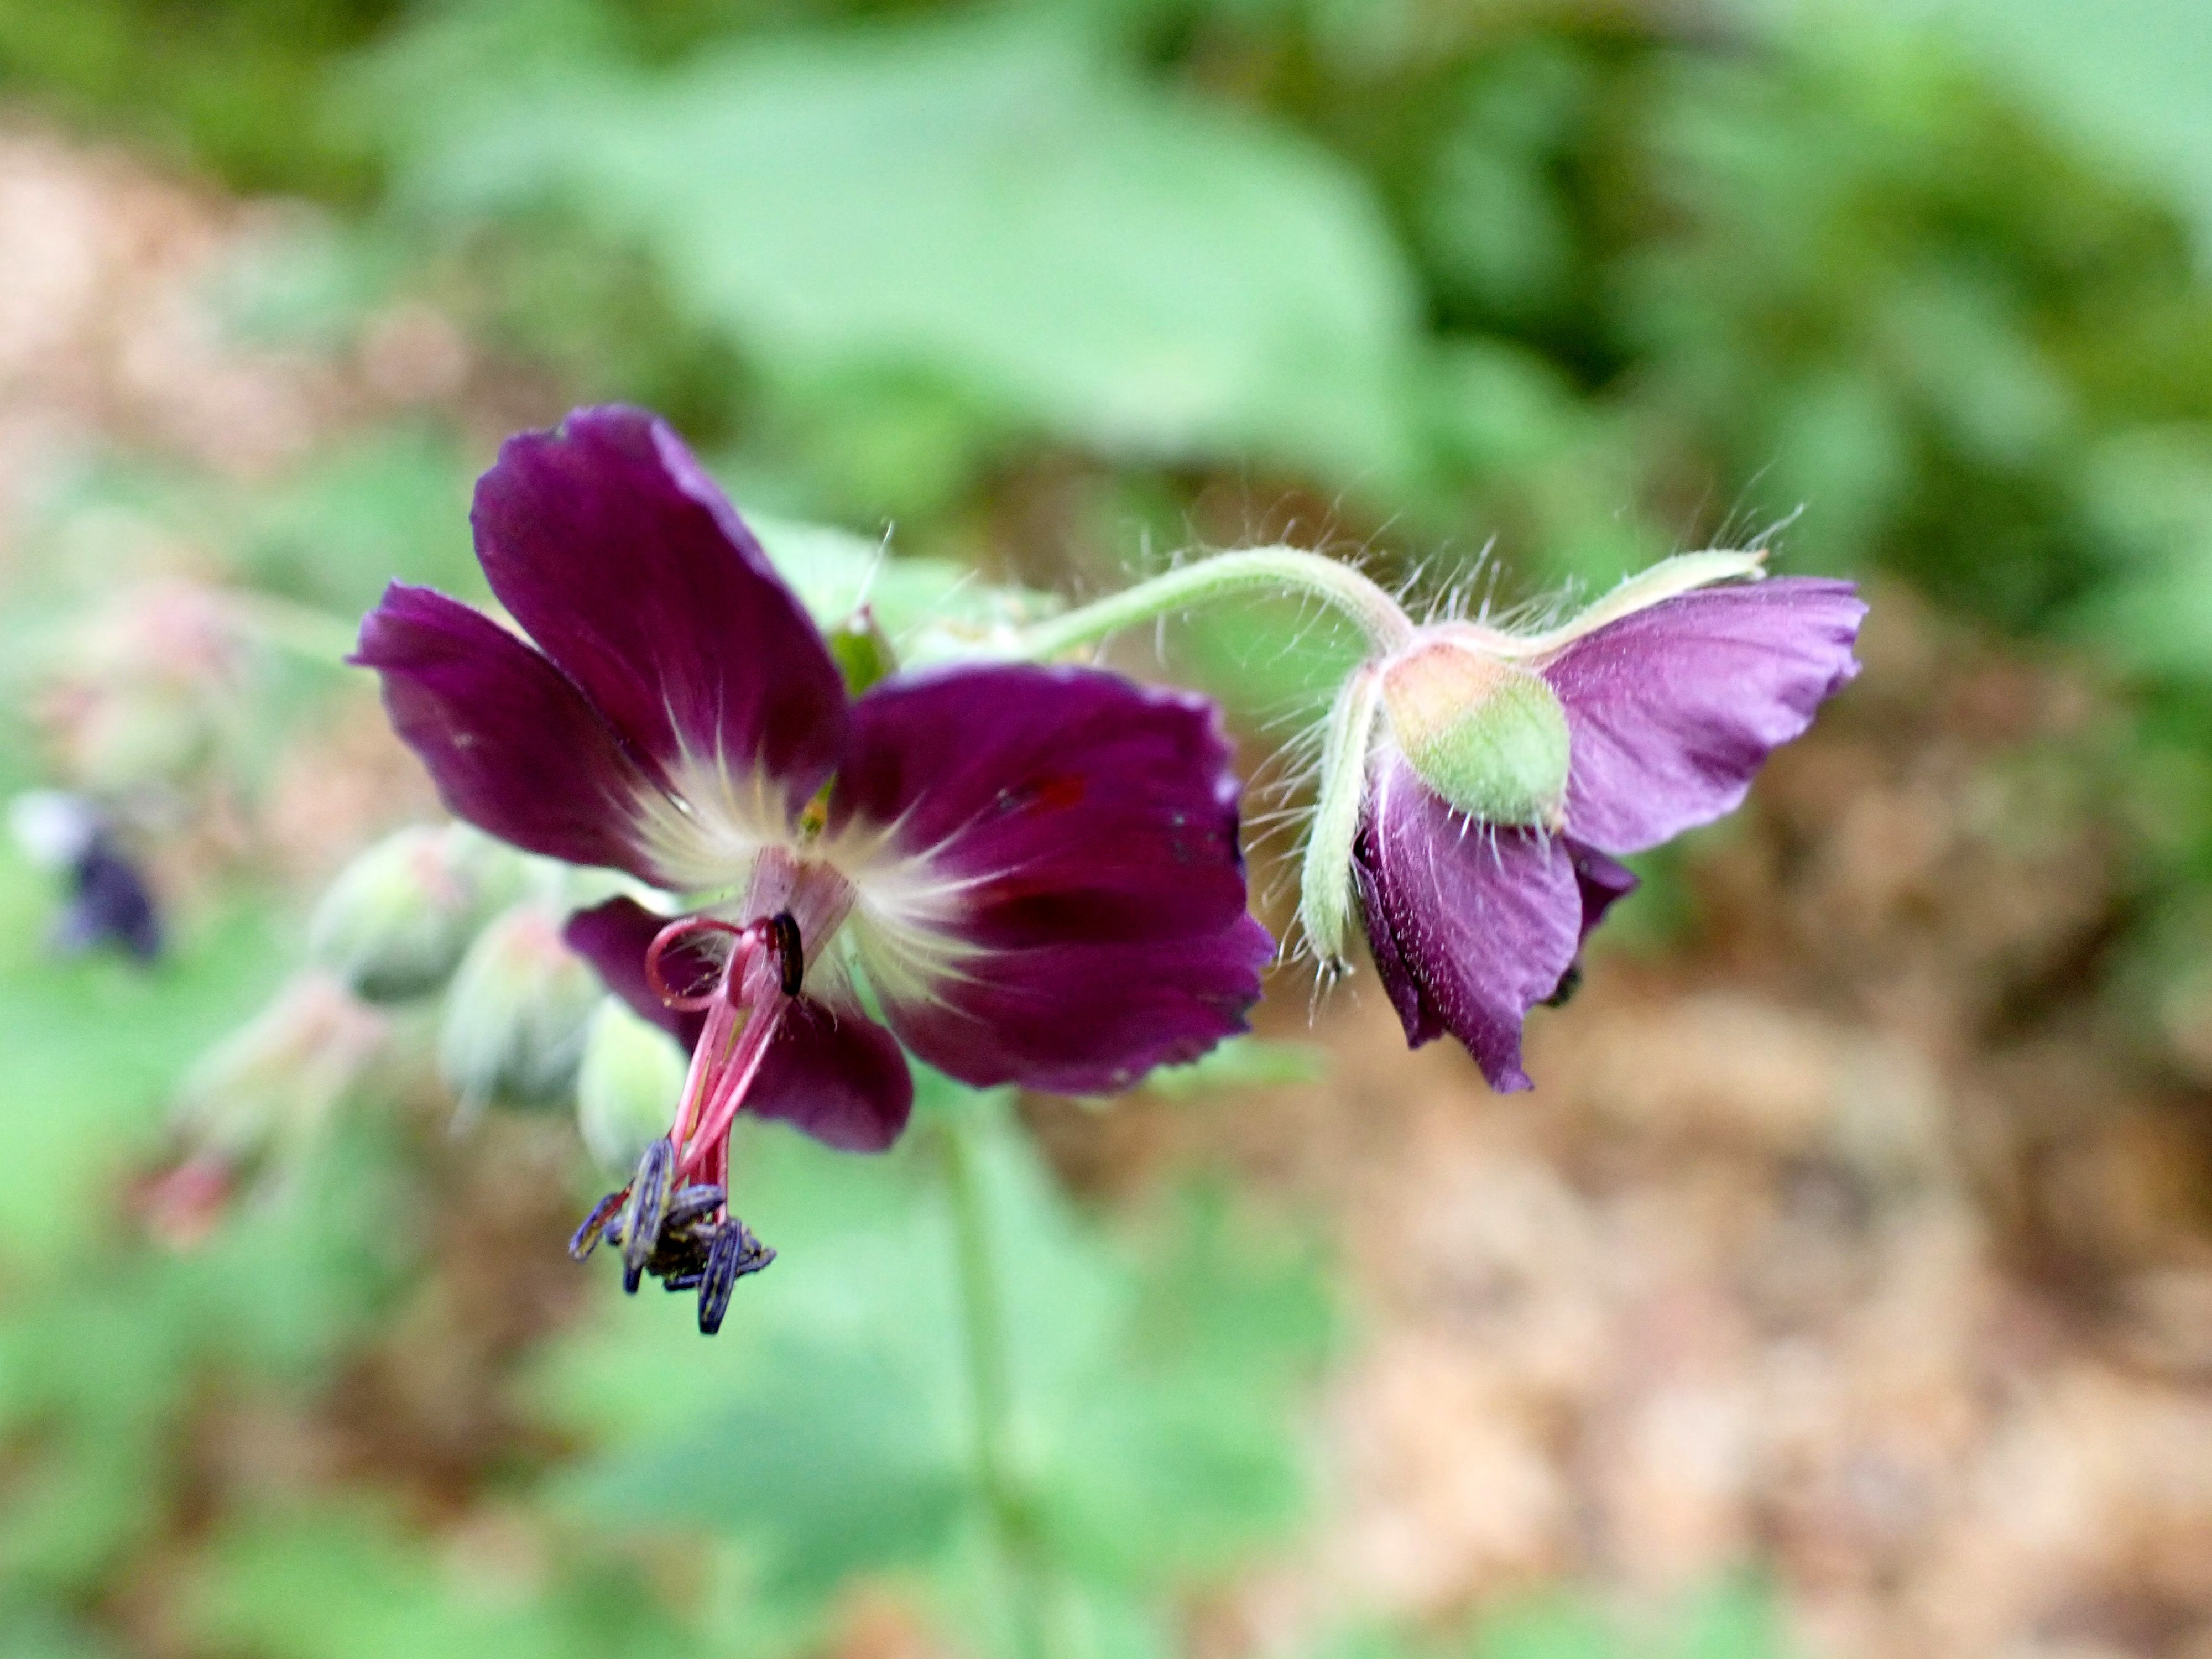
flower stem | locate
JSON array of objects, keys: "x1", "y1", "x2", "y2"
[
  {"x1": 940, "y1": 1102, "x2": 1058, "y2": 1659},
  {"x1": 1009, "y1": 547, "x2": 1417, "y2": 662}
]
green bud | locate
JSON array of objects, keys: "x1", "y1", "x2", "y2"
[
  {"x1": 575, "y1": 999, "x2": 688, "y2": 1173},
  {"x1": 826, "y1": 604, "x2": 898, "y2": 696},
  {"x1": 156, "y1": 971, "x2": 386, "y2": 1238},
  {"x1": 166, "y1": 973, "x2": 387, "y2": 1186},
  {"x1": 437, "y1": 901, "x2": 603, "y2": 1109},
  {"x1": 310, "y1": 824, "x2": 524, "y2": 1001},
  {"x1": 1379, "y1": 638, "x2": 1571, "y2": 828}
]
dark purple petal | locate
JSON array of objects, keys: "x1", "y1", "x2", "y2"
[
  {"x1": 564, "y1": 896, "x2": 701, "y2": 1046},
  {"x1": 833, "y1": 665, "x2": 1254, "y2": 944},
  {"x1": 472, "y1": 405, "x2": 847, "y2": 806},
  {"x1": 1541, "y1": 577, "x2": 1864, "y2": 854},
  {"x1": 878, "y1": 914, "x2": 1275, "y2": 1097},
  {"x1": 1353, "y1": 760, "x2": 1583, "y2": 1093},
  {"x1": 831, "y1": 663, "x2": 1271, "y2": 1093},
  {"x1": 748, "y1": 995, "x2": 914, "y2": 1152},
  {"x1": 563, "y1": 897, "x2": 912, "y2": 1152},
  {"x1": 354, "y1": 585, "x2": 660, "y2": 878},
  {"x1": 1568, "y1": 841, "x2": 1637, "y2": 941}
]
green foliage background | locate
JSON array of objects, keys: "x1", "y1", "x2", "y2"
[{"x1": 4, "y1": 1, "x2": 2212, "y2": 1656}]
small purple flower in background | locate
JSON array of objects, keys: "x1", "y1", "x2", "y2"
[
  {"x1": 352, "y1": 405, "x2": 1270, "y2": 1327},
  {"x1": 8, "y1": 791, "x2": 162, "y2": 963},
  {"x1": 1301, "y1": 552, "x2": 1865, "y2": 1093}
]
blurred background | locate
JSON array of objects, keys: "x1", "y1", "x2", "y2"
[{"x1": 6, "y1": 2, "x2": 2212, "y2": 1656}]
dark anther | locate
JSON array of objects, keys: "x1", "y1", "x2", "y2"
[
  {"x1": 568, "y1": 1190, "x2": 625, "y2": 1261},
  {"x1": 664, "y1": 1184, "x2": 726, "y2": 1232},
  {"x1": 768, "y1": 911, "x2": 804, "y2": 997},
  {"x1": 619, "y1": 1139, "x2": 675, "y2": 1294},
  {"x1": 570, "y1": 1155, "x2": 769, "y2": 1331},
  {"x1": 1541, "y1": 961, "x2": 1584, "y2": 1009},
  {"x1": 644, "y1": 1223, "x2": 712, "y2": 1284},
  {"x1": 698, "y1": 1218, "x2": 775, "y2": 1335}
]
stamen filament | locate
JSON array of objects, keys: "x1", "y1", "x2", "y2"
[{"x1": 676, "y1": 983, "x2": 789, "y2": 1182}]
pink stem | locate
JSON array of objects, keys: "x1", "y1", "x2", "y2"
[{"x1": 677, "y1": 983, "x2": 789, "y2": 1182}]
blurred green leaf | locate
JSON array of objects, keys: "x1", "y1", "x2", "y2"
[
  {"x1": 236, "y1": 427, "x2": 477, "y2": 612},
  {"x1": 536, "y1": 1093, "x2": 1323, "y2": 1604},
  {"x1": 0, "y1": 849, "x2": 287, "y2": 1269},
  {"x1": 1474, "y1": 1597, "x2": 1616, "y2": 1659},
  {"x1": 187, "y1": 1503, "x2": 696, "y2": 1659},
  {"x1": 749, "y1": 510, "x2": 1058, "y2": 655},
  {"x1": 368, "y1": 10, "x2": 1423, "y2": 483},
  {"x1": 2069, "y1": 427, "x2": 2212, "y2": 679},
  {"x1": 1141, "y1": 1036, "x2": 1326, "y2": 1098},
  {"x1": 0, "y1": 1602, "x2": 126, "y2": 1659}
]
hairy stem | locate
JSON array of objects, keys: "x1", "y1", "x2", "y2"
[
  {"x1": 941, "y1": 1104, "x2": 1058, "y2": 1659},
  {"x1": 1009, "y1": 546, "x2": 1417, "y2": 662}
]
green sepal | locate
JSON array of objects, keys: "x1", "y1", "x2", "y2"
[
  {"x1": 1297, "y1": 667, "x2": 1383, "y2": 970},
  {"x1": 826, "y1": 604, "x2": 898, "y2": 696},
  {"x1": 1379, "y1": 640, "x2": 1570, "y2": 828}
]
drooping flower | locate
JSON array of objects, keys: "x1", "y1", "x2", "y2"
[
  {"x1": 1301, "y1": 552, "x2": 1865, "y2": 1092},
  {"x1": 352, "y1": 405, "x2": 1270, "y2": 1324}
]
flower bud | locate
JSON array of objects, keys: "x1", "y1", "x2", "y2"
[
  {"x1": 150, "y1": 972, "x2": 386, "y2": 1243},
  {"x1": 310, "y1": 824, "x2": 524, "y2": 1001},
  {"x1": 41, "y1": 578, "x2": 251, "y2": 794},
  {"x1": 575, "y1": 999, "x2": 687, "y2": 1173},
  {"x1": 437, "y1": 901, "x2": 603, "y2": 1108},
  {"x1": 1378, "y1": 637, "x2": 1571, "y2": 829}
]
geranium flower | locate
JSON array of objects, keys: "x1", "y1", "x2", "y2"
[
  {"x1": 352, "y1": 405, "x2": 1270, "y2": 1323},
  {"x1": 1303, "y1": 554, "x2": 1865, "y2": 1092}
]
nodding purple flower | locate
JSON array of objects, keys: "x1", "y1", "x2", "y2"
[
  {"x1": 352, "y1": 406, "x2": 1270, "y2": 1296},
  {"x1": 1303, "y1": 554, "x2": 1865, "y2": 1093}
]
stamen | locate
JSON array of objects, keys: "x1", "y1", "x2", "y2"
[
  {"x1": 768, "y1": 910, "x2": 804, "y2": 997},
  {"x1": 698, "y1": 1218, "x2": 775, "y2": 1335},
  {"x1": 619, "y1": 1138, "x2": 674, "y2": 1294},
  {"x1": 567, "y1": 903, "x2": 806, "y2": 1328},
  {"x1": 568, "y1": 1190, "x2": 624, "y2": 1261},
  {"x1": 664, "y1": 1183, "x2": 727, "y2": 1231}
]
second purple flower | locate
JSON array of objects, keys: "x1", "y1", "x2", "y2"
[{"x1": 1300, "y1": 553, "x2": 1866, "y2": 1093}]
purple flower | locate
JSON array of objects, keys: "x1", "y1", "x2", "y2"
[
  {"x1": 1311, "y1": 557, "x2": 1865, "y2": 1092},
  {"x1": 352, "y1": 405, "x2": 1269, "y2": 1216}
]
